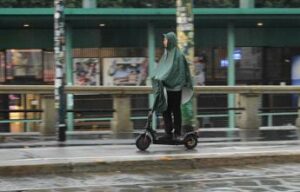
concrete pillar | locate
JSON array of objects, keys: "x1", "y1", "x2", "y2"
[
  {"x1": 239, "y1": 0, "x2": 254, "y2": 8},
  {"x1": 111, "y1": 96, "x2": 133, "y2": 138},
  {"x1": 295, "y1": 95, "x2": 300, "y2": 137},
  {"x1": 82, "y1": 0, "x2": 96, "y2": 8},
  {"x1": 237, "y1": 93, "x2": 261, "y2": 141},
  {"x1": 235, "y1": 93, "x2": 242, "y2": 128},
  {"x1": 41, "y1": 95, "x2": 56, "y2": 136}
]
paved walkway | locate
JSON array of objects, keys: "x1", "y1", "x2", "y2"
[{"x1": 1, "y1": 140, "x2": 300, "y2": 176}]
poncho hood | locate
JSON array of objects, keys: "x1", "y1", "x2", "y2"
[{"x1": 163, "y1": 32, "x2": 177, "y2": 50}]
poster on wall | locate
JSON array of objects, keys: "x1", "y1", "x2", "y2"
[
  {"x1": 0, "y1": 52, "x2": 5, "y2": 82},
  {"x1": 43, "y1": 52, "x2": 54, "y2": 82},
  {"x1": 102, "y1": 57, "x2": 148, "y2": 86},
  {"x1": 6, "y1": 49, "x2": 42, "y2": 79},
  {"x1": 73, "y1": 58, "x2": 100, "y2": 86},
  {"x1": 292, "y1": 56, "x2": 300, "y2": 107}
]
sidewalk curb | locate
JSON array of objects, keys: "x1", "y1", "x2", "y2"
[{"x1": 1, "y1": 151, "x2": 300, "y2": 176}]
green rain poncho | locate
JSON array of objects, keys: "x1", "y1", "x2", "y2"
[{"x1": 151, "y1": 32, "x2": 193, "y2": 113}]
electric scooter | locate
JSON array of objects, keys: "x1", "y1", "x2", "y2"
[{"x1": 135, "y1": 111, "x2": 198, "y2": 151}]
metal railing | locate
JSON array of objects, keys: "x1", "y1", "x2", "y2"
[
  {"x1": 1, "y1": 112, "x2": 297, "y2": 127},
  {"x1": 65, "y1": 85, "x2": 300, "y2": 94},
  {"x1": 0, "y1": 85, "x2": 299, "y2": 133},
  {"x1": 0, "y1": 85, "x2": 299, "y2": 94}
]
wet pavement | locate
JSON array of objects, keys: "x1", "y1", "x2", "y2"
[
  {"x1": 1, "y1": 140, "x2": 300, "y2": 176},
  {"x1": 0, "y1": 140, "x2": 300, "y2": 191},
  {"x1": 0, "y1": 125, "x2": 297, "y2": 149},
  {"x1": 1, "y1": 163, "x2": 300, "y2": 191}
]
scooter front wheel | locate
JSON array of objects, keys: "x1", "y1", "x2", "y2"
[
  {"x1": 184, "y1": 134, "x2": 198, "y2": 150},
  {"x1": 136, "y1": 133, "x2": 152, "y2": 151}
]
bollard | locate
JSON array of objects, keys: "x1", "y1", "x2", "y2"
[
  {"x1": 111, "y1": 95, "x2": 133, "y2": 138},
  {"x1": 237, "y1": 93, "x2": 261, "y2": 141},
  {"x1": 41, "y1": 95, "x2": 56, "y2": 136}
]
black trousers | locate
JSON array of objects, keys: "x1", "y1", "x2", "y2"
[{"x1": 162, "y1": 90, "x2": 182, "y2": 136}]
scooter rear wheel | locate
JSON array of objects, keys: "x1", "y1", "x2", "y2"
[
  {"x1": 136, "y1": 133, "x2": 152, "y2": 151},
  {"x1": 184, "y1": 134, "x2": 198, "y2": 150}
]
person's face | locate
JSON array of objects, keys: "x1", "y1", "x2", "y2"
[{"x1": 163, "y1": 37, "x2": 168, "y2": 48}]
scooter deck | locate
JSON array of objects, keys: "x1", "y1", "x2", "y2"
[{"x1": 153, "y1": 137, "x2": 184, "y2": 145}]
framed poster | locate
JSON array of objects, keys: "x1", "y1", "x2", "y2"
[
  {"x1": 0, "y1": 52, "x2": 5, "y2": 82},
  {"x1": 6, "y1": 49, "x2": 42, "y2": 79},
  {"x1": 102, "y1": 57, "x2": 148, "y2": 86},
  {"x1": 43, "y1": 51, "x2": 54, "y2": 82},
  {"x1": 73, "y1": 58, "x2": 100, "y2": 86}
]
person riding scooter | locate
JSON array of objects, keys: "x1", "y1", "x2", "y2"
[{"x1": 151, "y1": 32, "x2": 193, "y2": 141}]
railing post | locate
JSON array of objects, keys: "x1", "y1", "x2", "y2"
[
  {"x1": 111, "y1": 95, "x2": 133, "y2": 138},
  {"x1": 41, "y1": 95, "x2": 56, "y2": 136},
  {"x1": 295, "y1": 95, "x2": 300, "y2": 137},
  {"x1": 237, "y1": 93, "x2": 261, "y2": 141}
]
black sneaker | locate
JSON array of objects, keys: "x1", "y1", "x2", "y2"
[{"x1": 173, "y1": 134, "x2": 182, "y2": 142}]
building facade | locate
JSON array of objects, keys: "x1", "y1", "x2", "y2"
[{"x1": 0, "y1": 1, "x2": 300, "y2": 132}]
